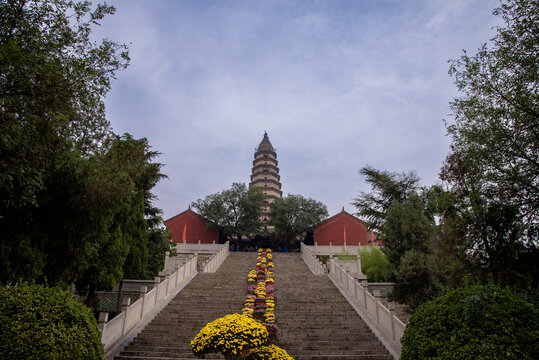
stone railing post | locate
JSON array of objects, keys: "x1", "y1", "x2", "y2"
[
  {"x1": 361, "y1": 280, "x2": 368, "y2": 310},
  {"x1": 154, "y1": 276, "x2": 160, "y2": 306},
  {"x1": 165, "y1": 272, "x2": 171, "y2": 297},
  {"x1": 374, "y1": 289, "x2": 381, "y2": 323},
  {"x1": 181, "y1": 262, "x2": 186, "y2": 282},
  {"x1": 139, "y1": 286, "x2": 147, "y2": 319},
  {"x1": 164, "y1": 251, "x2": 170, "y2": 271},
  {"x1": 175, "y1": 264, "x2": 181, "y2": 287},
  {"x1": 98, "y1": 312, "x2": 108, "y2": 334},
  {"x1": 388, "y1": 301, "x2": 396, "y2": 340},
  {"x1": 120, "y1": 297, "x2": 131, "y2": 336}
]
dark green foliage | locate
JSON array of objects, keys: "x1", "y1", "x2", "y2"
[
  {"x1": 192, "y1": 183, "x2": 265, "y2": 241},
  {"x1": 0, "y1": 284, "x2": 105, "y2": 360},
  {"x1": 382, "y1": 193, "x2": 433, "y2": 267},
  {"x1": 354, "y1": 167, "x2": 440, "y2": 308},
  {"x1": 441, "y1": 0, "x2": 539, "y2": 292},
  {"x1": 391, "y1": 250, "x2": 442, "y2": 310},
  {"x1": 401, "y1": 284, "x2": 539, "y2": 359},
  {"x1": 0, "y1": 0, "x2": 131, "y2": 286},
  {"x1": 0, "y1": 0, "x2": 169, "y2": 301},
  {"x1": 75, "y1": 135, "x2": 167, "y2": 304},
  {"x1": 269, "y1": 194, "x2": 328, "y2": 247},
  {"x1": 359, "y1": 246, "x2": 390, "y2": 282},
  {"x1": 425, "y1": 186, "x2": 469, "y2": 289},
  {"x1": 0, "y1": 0, "x2": 128, "y2": 210},
  {"x1": 146, "y1": 227, "x2": 174, "y2": 279},
  {"x1": 382, "y1": 195, "x2": 442, "y2": 308},
  {"x1": 352, "y1": 166, "x2": 421, "y2": 233}
]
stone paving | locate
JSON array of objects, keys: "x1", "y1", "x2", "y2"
[{"x1": 113, "y1": 252, "x2": 392, "y2": 360}]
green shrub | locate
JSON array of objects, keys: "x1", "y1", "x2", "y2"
[
  {"x1": 359, "y1": 246, "x2": 390, "y2": 282},
  {"x1": 0, "y1": 284, "x2": 105, "y2": 360},
  {"x1": 401, "y1": 284, "x2": 539, "y2": 360},
  {"x1": 391, "y1": 250, "x2": 442, "y2": 310}
]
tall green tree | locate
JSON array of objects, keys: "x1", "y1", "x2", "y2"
[
  {"x1": 382, "y1": 193, "x2": 442, "y2": 309},
  {"x1": 0, "y1": 0, "x2": 129, "y2": 284},
  {"x1": 0, "y1": 1, "x2": 172, "y2": 295},
  {"x1": 0, "y1": 0, "x2": 129, "y2": 209},
  {"x1": 425, "y1": 185, "x2": 469, "y2": 288},
  {"x1": 354, "y1": 167, "x2": 443, "y2": 309},
  {"x1": 75, "y1": 134, "x2": 169, "y2": 305},
  {"x1": 441, "y1": 0, "x2": 539, "y2": 291},
  {"x1": 382, "y1": 193, "x2": 433, "y2": 268},
  {"x1": 352, "y1": 166, "x2": 421, "y2": 233},
  {"x1": 269, "y1": 194, "x2": 328, "y2": 247},
  {"x1": 192, "y1": 183, "x2": 264, "y2": 242}
]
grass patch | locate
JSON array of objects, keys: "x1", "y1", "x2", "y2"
[
  {"x1": 336, "y1": 254, "x2": 357, "y2": 260},
  {"x1": 316, "y1": 255, "x2": 328, "y2": 265}
]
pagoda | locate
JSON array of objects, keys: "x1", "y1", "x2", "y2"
[{"x1": 249, "y1": 132, "x2": 282, "y2": 225}]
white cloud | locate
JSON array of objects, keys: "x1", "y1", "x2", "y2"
[{"x1": 95, "y1": 0, "x2": 501, "y2": 218}]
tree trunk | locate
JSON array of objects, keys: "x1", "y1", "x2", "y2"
[
  {"x1": 116, "y1": 280, "x2": 123, "y2": 313},
  {"x1": 86, "y1": 283, "x2": 96, "y2": 309}
]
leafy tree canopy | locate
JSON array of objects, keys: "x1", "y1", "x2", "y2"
[
  {"x1": 269, "y1": 194, "x2": 328, "y2": 247},
  {"x1": 0, "y1": 0, "x2": 129, "y2": 211},
  {"x1": 192, "y1": 183, "x2": 265, "y2": 241},
  {"x1": 352, "y1": 166, "x2": 421, "y2": 233},
  {"x1": 441, "y1": 0, "x2": 538, "y2": 290},
  {"x1": 0, "y1": 1, "x2": 171, "y2": 298},
  {"x1": 382, "y1": 193, "x2": 433, "y2": 267}
]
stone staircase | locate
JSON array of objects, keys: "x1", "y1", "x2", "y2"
[
  {"x1": 113, "y1": 252, "x2": 393, "y2": 360},
  {"x1": 114, "y1": 252, "x2": 256, "y2": 360},
  {"x1": 274, "y1": 253, "x2": 393, "y2": 360}
]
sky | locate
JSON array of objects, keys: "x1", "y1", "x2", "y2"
[{"x1": 93, "y1": 0, "x2": 501, "y2": 220}]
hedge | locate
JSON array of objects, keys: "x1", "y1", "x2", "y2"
[
  {"x1": 0, "y1": 284, "x2": 105, "y2": 359},
  {"x1": 401, "y1": 284, "x2": 538, "y2": 359}
]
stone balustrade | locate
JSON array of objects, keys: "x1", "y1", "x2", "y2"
[
  {"x1": 174, "y1": 241, "x2": 225, "y2": 253},
  {"x1": 301, "y1": 243, "x2": 405, "y2": 359},
  {"x1": 99, "y1": 256, "x2": 198, "y2": 352},
  {"x1": 100, "y1": 242, "x2": 231, "y2": 356},
  {"x1": 300, "y1": 242, "x2": 326, "y2": 274},
  {"x1": 202, "y1": 242, "x2": 229, "y2": 273}
]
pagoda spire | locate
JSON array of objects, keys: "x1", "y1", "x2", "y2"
[{"x1": 249, "y1": 132, "x2": 282, "y2": 224}]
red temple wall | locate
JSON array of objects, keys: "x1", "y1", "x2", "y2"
[
  {"x1": 313, "y1": 212, "x2": 370, "y2": 246},
  {"x1": 164, "y1": 209, "x2": 219, "y2": 244}
]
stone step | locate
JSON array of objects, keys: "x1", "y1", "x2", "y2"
[
  {"x1": 273, "y1": 253, "x2": 392, "y2": 359},
  {"x1": 114, "y1": 252, "x2": 392, "y2": 360}
]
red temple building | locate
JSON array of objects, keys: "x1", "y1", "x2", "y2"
[
  {"x1": 313, "y1": 209, "x2": 379, "y2": 246},
  {"x1": 164, "y1": 208, "x2": 219, "y2": 244}
]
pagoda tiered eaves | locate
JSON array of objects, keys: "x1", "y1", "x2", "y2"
[{"x1": 249, "y1": 132, "x2": 282, "y2": 224}]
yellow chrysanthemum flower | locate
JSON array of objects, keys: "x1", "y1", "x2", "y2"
[
  {"x1": 246, "y1": 344, "x2": 294, "y2": 360},
  {"x1": 190, "y1": 314, "x2": 269, "y2": 357}
]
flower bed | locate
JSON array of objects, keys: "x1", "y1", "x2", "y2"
[
  {"x1": 191, "y1": 248, "x2": 293, "y2": 359},
  {"x1": 243, "y1": 248, "x2": 278, "y2": 340}
]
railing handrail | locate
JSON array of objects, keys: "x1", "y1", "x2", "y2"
[
  {"x1": 202, "y1": 241, "x2": 230, "y2": 273},
  {"x1": 99, "y1": 256, "x2": 199, "y2": 356},
  {"x1": 300, "y1": 242, "x2": 405, "y2": 360},
  {"x1": 300, "y1": 242, "x2": 326, "y2": 275},
  {"x1": 328, "y1": 259, "x2": 405, "y2": 359}
]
